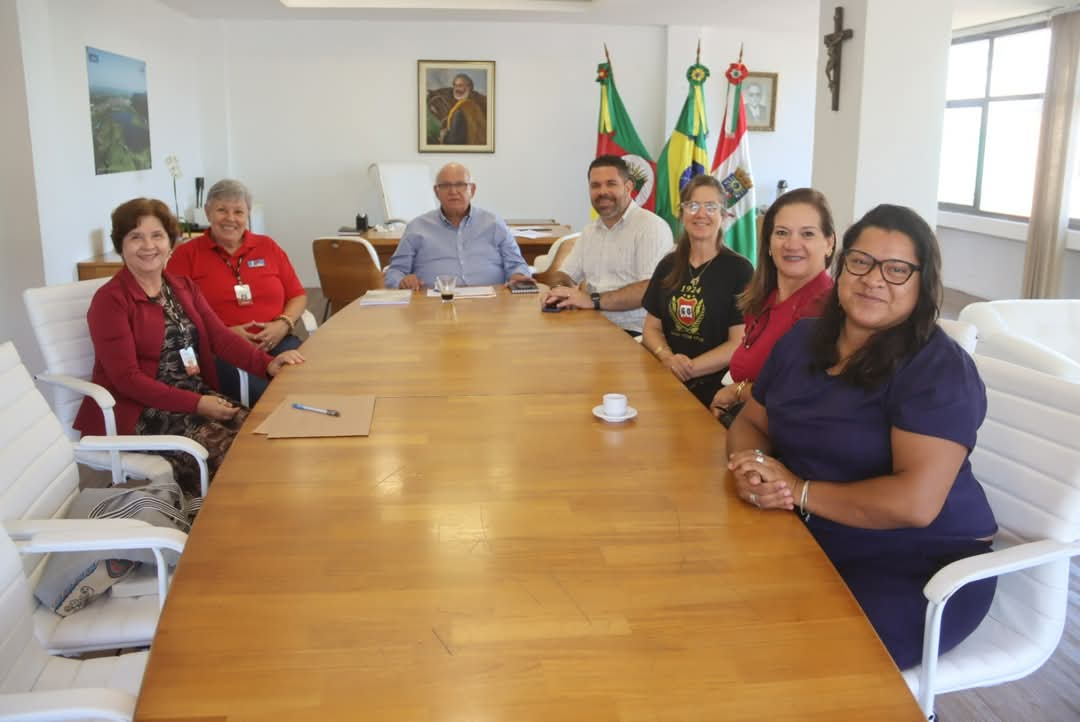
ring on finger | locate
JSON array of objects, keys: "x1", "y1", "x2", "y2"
[
  {"x1": 750, "y1": 492, "x2": 758, "y2": 507},
  {"x1": 754, "y1": 453, "x2": 765, "y2": 464}
]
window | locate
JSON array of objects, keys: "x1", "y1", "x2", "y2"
[{"x1": 938, "y1": 24, "x2": 1051, "y2": 220}]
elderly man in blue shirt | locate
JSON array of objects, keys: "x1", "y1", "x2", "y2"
[{"x1": 384, "y1": 163, "x2": 532, "y2": 290}]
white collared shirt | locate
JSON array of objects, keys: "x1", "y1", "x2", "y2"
[{"x1": 561, "y1": 202, "x2": 674, "y2": 333}]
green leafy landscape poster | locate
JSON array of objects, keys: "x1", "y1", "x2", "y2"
[{"x1": 86, "y1": 47, "x2": 151, "y2": 175}]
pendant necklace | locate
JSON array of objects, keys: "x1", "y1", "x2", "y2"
[{"x1": 688, "y1": 254, "x2": 717, "y2": 287}]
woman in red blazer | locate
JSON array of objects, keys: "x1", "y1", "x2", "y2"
[{"x1": 74, "y1": 198, "x2": 304, "y2": 496}]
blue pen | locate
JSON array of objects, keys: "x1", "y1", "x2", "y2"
[{"x1": 292, "y1": 403, "x2": 340, "y2": 417}]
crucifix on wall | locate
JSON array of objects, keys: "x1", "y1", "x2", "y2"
[{"x1": 824, "y1": 6, "x2": 854, "y2": 111}]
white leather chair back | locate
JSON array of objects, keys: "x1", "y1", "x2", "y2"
[
  {"x1": 22, "y1": 277, "x2": 110, "y2": 439},
  {"x1": 0, "y1": 342, "x2": 80, "y2": 579},
  {"x1": 532, "y1": 232, "x2": 580, "y2": 274},
  {"x1": 0, "y1": 530, "x2": 50, "y2": 693}
]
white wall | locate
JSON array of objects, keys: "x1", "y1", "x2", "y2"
[
  {"x1": 221, "y1": 20, "x2": 667, "y2": 285},
  {"x1": 1, "y1": 0, "x2": 45, "y2": 371},
  {"x1": 18, "y1": 0, "x2": 225, "y2": 284}
]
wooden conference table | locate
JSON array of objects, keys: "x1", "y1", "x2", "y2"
[
  {"x1": 135, "y1": 291, "x2": 923, "y2": 721},
  {"x1": 362, "y1": 224, "x2": 572, "y2": 267}
]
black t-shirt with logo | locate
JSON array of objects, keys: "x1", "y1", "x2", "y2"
[{"x1": 643, "y1": 250, "x2": 753, "y2": 405}]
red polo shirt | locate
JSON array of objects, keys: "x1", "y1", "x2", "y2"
[
  {"x1": 728, "y1": 270, "x2": 833, "y2": 382},
  {"x1": 167, "y1": 231, "x2": 305, "y2": 331}
]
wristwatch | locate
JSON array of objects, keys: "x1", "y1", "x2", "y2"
[{"x1": 591, "y1": 292, "x2": 601, "y2": 310}]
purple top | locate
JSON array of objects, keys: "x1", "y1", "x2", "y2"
[{"x1": 753, "y1": 319, "x2": 997, "y2": 559}]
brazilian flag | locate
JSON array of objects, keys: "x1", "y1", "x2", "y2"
[{"x1": 656, "y1": 63, "x2": 711, "y2": 235}]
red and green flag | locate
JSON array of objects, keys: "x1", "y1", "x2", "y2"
[
  {"x1": 711, "y1": 56, "x2": 758, "y2": 264},
  {"x1": 656, "y1": 60, "x2": 711, "y2": 234},
  {"x1": 596, "y1": 58, "x2": 656, "y2": 211}
]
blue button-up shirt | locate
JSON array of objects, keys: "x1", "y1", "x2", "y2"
[{"x1": 383, "y1": 206, "x2": 530, "y2": 288}]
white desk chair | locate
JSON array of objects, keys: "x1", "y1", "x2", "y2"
[
  {"x1": 937, "y1": 318, "x2": 977, "y2": 354},
  {"x1": 903, "y1": 355, "x2": 1080, "y2": 718},
  {"x1": 0, "y1": 341, "x2": 193, "y2": 655},
  {"x1": 0, "y1": 525, "x2": 183, "y2": 721},
  {"x1": 958, "y1": 299, "x2": 1080, "y2": 382},
  {"x1": 22, "y1": 280, "x2": 209, "y2": 492},
  {"x1": 369, "y1": 161, "x2": 436, "y2": 224}
]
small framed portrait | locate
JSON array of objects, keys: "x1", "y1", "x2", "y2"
[
  {"x1": 418, "y1": 60, "x2": 495, "y2": 153},
  {"x1": 743, "y1": 72, "x2": 778, "y2": 132}
]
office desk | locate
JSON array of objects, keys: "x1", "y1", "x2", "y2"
[
  {"x1": 135, "y1": 293, "x2": 922, "y2": 721},
  {"x1": 362, "y1": 224, "x2": 572, "y2": 267}
]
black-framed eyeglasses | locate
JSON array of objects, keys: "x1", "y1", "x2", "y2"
[
  {"x1": 679, "y1": 201, "x2": 723, "y2": 215},
  {"x1": 842, "y1": 248, "x2": 921, "y2": 285},
  {"x1": 435, "y1": 181, "x2": 471, "y2": 192},
  {"x1": 742, "y1": 305, "x2": 772, "y2": 349}
]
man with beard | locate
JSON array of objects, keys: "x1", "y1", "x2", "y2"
[
  {"x1": 538, "y1": 155, "x2": 673, "y2": 335},
  {"x1": 383, "y1": 162, "x2": 530, "y2": 290},
  {"x1": 440, "y1": 73, "x2": 486, "y2": 146}
]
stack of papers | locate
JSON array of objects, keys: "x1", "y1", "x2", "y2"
[
  {"x1": 425, "y1": 286, "x2": 496, "y2": 299},
  {"x1": 254, "y1": 394, "x2": 376, "y2": 439},
  {"x1": 513, "y1": 228, "x2": 555, "y2": 239},
  {"x1": 359, "y1": 289, "x2": 412, "y2": 306}
]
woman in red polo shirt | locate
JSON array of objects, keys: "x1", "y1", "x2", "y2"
[
  {"x1": 711, "y1": 188, "x2": 836, "y2": 425},
  {"x1": 168, "y1": 179, "x2": 307, "y2": 406}
]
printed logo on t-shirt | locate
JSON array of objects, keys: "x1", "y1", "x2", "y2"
[{"x1": 669, "y1": 279, "x2": 705, "y2": 339}]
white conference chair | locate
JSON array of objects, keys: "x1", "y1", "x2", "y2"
[
  {"x1": 902, "y1": 355, "x2": 1080, "y2": 718},
  {"x1": 0, "y1": 341, "x2": 193, "y2": 655},
  {"x1": 958, "y1": 299, "x2": 1080, "y2": 382},
  {"x1": 369, "y1": 161, "x2": 436, "y2": 224},
  {"x1": 937, "y1": 318, "x2": 977, "y2": 354},
  {"x1": 0, "y1": 525, "x2": 182, "y2": 721}
]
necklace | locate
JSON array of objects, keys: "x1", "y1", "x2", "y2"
[{"x1": 688, "y1": 254, "x2": 717, "y2": 286}]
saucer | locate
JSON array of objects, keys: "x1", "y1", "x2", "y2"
[{"x1": 592, "y1": 405, "x2": 638, "y2": 423}]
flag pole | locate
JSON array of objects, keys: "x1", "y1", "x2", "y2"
[{"x1": 604, "y1": 43, "x2": 611, "y2": 65}]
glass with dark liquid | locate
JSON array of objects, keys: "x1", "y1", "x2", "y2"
[{"x1": 435, "y1": 275, "x2": 457, "y2": 301}]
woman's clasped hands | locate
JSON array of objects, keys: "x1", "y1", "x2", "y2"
[{"x1": 728, "y1": 449, "x2": 799, "y2": 511}]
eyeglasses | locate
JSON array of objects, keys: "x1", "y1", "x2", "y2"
[
  {"x1": 435, "y1": 181, "x2": 471, "y2": 192},
  {"x1": 680, "y1": 201, "x2": 723, "y2": 215},
  {"x1": 842, "y1": 248, "x2": 921, "y2": 285}
]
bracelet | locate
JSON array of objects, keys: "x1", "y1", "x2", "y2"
[
  {"x1": 274, "y1": 314, "x2": 295, "y2": 332},
  {"x1": 655, "y1": 344, "x2": 670, "y2": 357},
  {"x1": 733, "y1": 379, "x2": 747, "y2": 402},
  {"x1": 798, "y1": 478, "x2": 811, "y2": 521}
]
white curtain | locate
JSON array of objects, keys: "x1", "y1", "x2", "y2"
[{"x1": 1022, "y1": 10, "x2": 1080, "y2": 298}]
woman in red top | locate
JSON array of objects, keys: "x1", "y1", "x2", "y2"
[
  {"x1": 711, "y1": 188, "x2": 836, "y2": 425},
  {"x1": 167, "y1": 179, "x2": 308, "y2": 406},
  {"x1": 74, "y1": 198, "x2": 304, "y2": 496}
]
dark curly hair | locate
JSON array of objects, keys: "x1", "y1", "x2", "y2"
[
  {"x1": 808, "y1": 204, "x2": 942, "y2": 389},
  {"x1": 110, "y1": 198, "x2": 181, "y2": 254}
]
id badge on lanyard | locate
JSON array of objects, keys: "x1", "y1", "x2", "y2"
[
  {"x1": 179, "y1": 346, "x2": 200, "y2": 376},
  {"x1": 228, "y1": 254, "x2": 253, "y2": 306}
]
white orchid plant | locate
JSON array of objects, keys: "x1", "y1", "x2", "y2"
[{"x1": 164, "y1": 155, "x2": 182, "y2": 223}]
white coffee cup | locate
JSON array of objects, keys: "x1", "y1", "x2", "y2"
[{"x1": 602, "y1": 393, "x2": 628, "y2": 418}]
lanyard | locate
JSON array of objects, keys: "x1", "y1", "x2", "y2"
[
  {"x1": 160, "y1": 283, "x2": 194, "y2": 349},
  {"x1": 221, "y1": 252, "x2": 246, "y2": 284}
]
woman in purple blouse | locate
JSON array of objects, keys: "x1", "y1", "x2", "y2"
[{"x1": 726, "y1": 204, "x2": 997, "y2": 669}]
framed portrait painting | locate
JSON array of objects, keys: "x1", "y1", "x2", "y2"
[
  {"x1": 743, "y1": 72, "x2": 778, "y2": 132},
  {"x1": 419, "y1": 60, "x2": 495, "y2": 153}
]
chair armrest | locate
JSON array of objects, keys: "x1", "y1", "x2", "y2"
[
  {"x1": 76, "y1": 435, "x2": 210, "y2": 496},
  {"x1": 923, "y1": 538, "x2": 1080, "y2": 604},
  {"x1": 0, "y1": 687, "x2": 135, "y2": 721},
  {"x1": 18, "y1": 527, "x2": 187, "y2": 556},
  {"x1": 976, "y1": 335, "x2": 1080, "y2": 382},
  {"x1": 3, "y1": 518, "x2": 150, "y2": 541},
  {"x1": 35, "y1": 372, "x2": 115, "y2": 411}
]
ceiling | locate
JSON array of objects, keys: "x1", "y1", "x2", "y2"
[{"x1": 156, "y1": 0, "x2": 1074, "y2": 31}]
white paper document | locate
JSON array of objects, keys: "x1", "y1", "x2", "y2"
[
  {"x1": 425, "y1": 285, "x2": 497, "y2": 299},
  {"x1": 513, "y1": 228, "x2": 555, "y2": 238},
  {"x1": 359, "y1": 289, "x2": 413, "y2": 305}
]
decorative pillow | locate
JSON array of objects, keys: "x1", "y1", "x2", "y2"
[{"x1": 37, "y1": 556, "x2": 137, "y2": 616}]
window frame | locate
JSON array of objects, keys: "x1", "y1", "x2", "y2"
[{"x1": 938, "y1": 21, "x2": 1049, "y2": 223}]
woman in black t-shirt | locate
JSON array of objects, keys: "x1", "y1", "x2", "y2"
[{"x1": 642, "y1": 175, "x2": 753, "y2": 407}]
